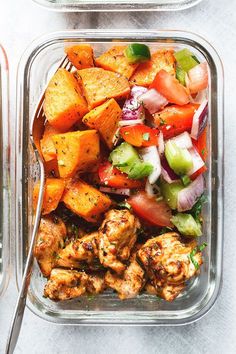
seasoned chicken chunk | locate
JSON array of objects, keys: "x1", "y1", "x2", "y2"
[
  {"x1": 105, "y1": 250, "x2": 145, "y2": 300},
  {"x1": 55, "y1": 232, "x2": 98, "y2": 269},
  {"x1": 98, "y1": 209, "x2": 140, "y2": 274},
  {"x1": 86, "y1": 273, "x2": 106, "y2": 294},
  {"x1": 138, "y1": 233, "x2": 203, "y2": 301},
  {"x1": 34, "y1": 217, "x2": 66, "y2": 277},
  {"x1": 44, "y1": 268, "x2": 105, "y2": 301},
  {"x1": 145, "y1": 282, "x2": 185, "y2": 302}
]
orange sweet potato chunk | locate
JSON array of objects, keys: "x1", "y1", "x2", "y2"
[
  {"x1": 43, "y1": 68, "x2": 88, "y2": 132},
  {"x1": 44, "y1": 159, "x2": 59, "y2": 178},
  {"x1": 52, "y1": 130, "x2": 100, "y2": 178},
  {"x1": 129, "y1": 50, "x2": 176, "y2": 87},
  {"x1": 33, "y1": 178, "x2": 65, "y2": 215},
  {"x1": 65, "y1": 44, "x2": 94, "y2": 70},
  {"x1": 62, "y1": 179, "x2": 111, "y2": 223},
  {"x1": 40, "y1": 122, "x2": 61, "y2": 162},
  {"x1": 95, "y1": 46, "x2": 138, "y2": 79},
  {"x1": 78, "y1": 68, "x2": 130, "y2": 109},
  {"x1": 82, "y1": 98, "x2": 121, "y2": 149}
]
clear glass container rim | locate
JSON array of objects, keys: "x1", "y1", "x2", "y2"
[{"x1": 16, "y1": 29, "x2": 224, "y2": 326}]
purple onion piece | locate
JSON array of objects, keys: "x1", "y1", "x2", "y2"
[
  {"x1": 191, "y1": 99, "x2": 208, "y2": 140},
  {"x1": 161, "y1": 157, "x2": 179, "y2": 183},
  {"x1": 177, "y1": 175, "x2": 204, "y2": 212}
]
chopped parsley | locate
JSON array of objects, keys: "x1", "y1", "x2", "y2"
[
  {"x1": 142, "y1": 132, "x2": 150, "y2": 141},
  {"x1": 188, "y1": 242, "x2": 207, "y2": 270},
  {"x1": 190, "y1": 194, "x2": 207, "y2": 223},
  {"x1": 117, "y1": 201, "x2": 132, "y2": 210}
]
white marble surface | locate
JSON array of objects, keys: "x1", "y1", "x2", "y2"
[{"x1": 0, "y1": 0, "x2": 236, "y2": 353}]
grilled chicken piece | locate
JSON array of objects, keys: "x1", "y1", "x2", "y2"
[
  {"x1": 138, "y1": 232, "x2": 203, "y2": 301},
  {"x1": 105, "y1": 250, "x2": 145, "y2": 299},
  {"x1": 55, "y1": 232, "x2": 99, "y2": 269},
  {"x1": 86, "y1": 273, "x2": 106, "y2": 294},
  {"x1": 34, "y1": 217, "x2": 66, "y2": 277},
  {"x1": 145, "y1": 282, "x2": 185, "y2": 302},
  {"x1": 98, "y1": 209, "x2": 140, "y2": 274},
  {"x1": 44, "y1": 268, "x2": 105, "y2": 301}
]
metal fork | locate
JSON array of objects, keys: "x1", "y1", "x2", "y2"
[{"x1": 5, "y1": 56, "x2": 72, "y2": 354}]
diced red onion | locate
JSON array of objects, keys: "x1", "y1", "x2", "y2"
[
  {"x1": 131, "y1": 85, "x2": 148, "y2": 99},
  {"x1": 139, "y1": 146, "x2": 161, "y2": 184},
  {"x1": 190, "y1": 99, "x2": 208, "y2": 140},
  {"x1": 158, "y1": 131, "x2": 165, "y2": 156},
  {"x1": 177, "y1": 175, "x2": 204, "y2": 212},
  {"x1": 119, "y1": 119, "x2": 143, "y2": 127},
  {"x1": 187, "y1": 147, "x2": 205, "y2": 176},
  {"x1": 169, "y1": 132, "x2": 193, "y2": 149},
  {"x1": 145, "y1": 180, "x2": 155, "y2": 196},
  {"x1": 161, "y1": 157, "x2": 179, "y2": 184},
  {"x1": 100, "y1": 186, "x2": 130, "y2": 196},
  {"x1": 122, "y1": 86, "x2": 147, "y2": 121},
  {"x1": 145, "y1": 180, "x2": 161, "y2": 197},
  {"x1": 187, "y1": 62, "x2": 208, "y2": 94},
  {"x1": 138, "y1": 88, "x2": 168, "y2": 114}
]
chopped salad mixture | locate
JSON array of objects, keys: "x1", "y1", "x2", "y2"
[{"x1": 34, "y1": 43, "x2": 209, "y2": 302}]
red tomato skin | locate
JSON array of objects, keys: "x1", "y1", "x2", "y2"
[
  {"x1": 154, "y1": 103, "x2": 199, "y2": 139},
  {"x1": 98, "y1": 161, "x2": 144, "y2": 189},
  {"x1": 128, "y1": 191, "x2": 173, "y2": 228},
  {"x1": 150, "y1": 69, "x2": 190, "y2": 106},
  {"x1": 120, "y1": 125, "x2": 159, "y2": 147},
  {"x1": 190, "y1": 165, "x2": 207, "y2": 181},
  {"x1": 192, "y1": 127, "x2": 208, "y2": 162}
]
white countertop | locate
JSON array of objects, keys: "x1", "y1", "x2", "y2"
[{"x1": 0, "y1": 0, "x2": 236, "y2": 353}]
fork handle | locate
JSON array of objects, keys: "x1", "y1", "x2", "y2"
[{"x1": 5, "y1": 153, "x2": 45, "y2": 354}]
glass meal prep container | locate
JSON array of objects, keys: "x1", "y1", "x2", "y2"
[
  {"x1": 33, "y1": 0, "x2": 203, "y2": 12},
  {"x1": 0, "y1": 44, "x2": 10, "y2": 298},
  {"x1": 15, "y1": 30, "x2": 224, "y2": 325}
]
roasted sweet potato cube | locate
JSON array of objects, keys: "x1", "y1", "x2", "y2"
[
  {"x1": 65, "y1": 44, "x2": 94, "y2": 70},
  {"x1": 33, "y1": 178, "x2": 65, "y2": 215},
  {"x1": 129, "y1": 50, "x2": 176, "y2": 87},
  {"x1": 78, "y1": 68, "x2": 130, "y2": 109},
  {"x1": 95, "y1": 46, "x2": 138, "y2": 79},
  {"x1": 82, "y1": 98, "x2": 121, "y2": 149},
  {"x1": 44, "y1": 159, "x2": 59, "y2": 178},
  {"x1": 62, "y1": 179, "x2": 111, "y2": 223},
  {"x1": 40, "y1": 122, "x2": 61, "y2": 162},
  {"x1": 52, "y1": 130, "x2": 100, "y2": 178},
  {"x1": 43, "y1": 68, "x2": 88, "y2": 132}
]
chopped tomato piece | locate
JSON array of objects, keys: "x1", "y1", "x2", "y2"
[
  {"x1": 128, "y1": 191, "x2": 173, "y2": 227},
  {"x1": 190, "y1": 165, "x2": 207, "y2": 181},
  {"x1": 120, "y1": 125, "x2": 159, "y2": 147},
  {"x1": 150, "y1": 69, "x2": 190, "y2": 106},
  {"x1": 192, "y1": 127, "x2": 208, "y2": 162},
  {"x1": 98, "y1": 161, "x2": 144, "y2": 189},
  {"x1": 154, "y1": 103, "x2": 199, "y2": 139}
]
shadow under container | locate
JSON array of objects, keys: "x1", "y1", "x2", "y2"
[
  {"x1": 32, "y1": 0, "x2": 203, "y2": 12},
  {"x1": 16, "y1": 30, "x2": 224, "y2": 325},
  {"x1": 0, "y1": 45, "x2": 10, "y2": 298}
]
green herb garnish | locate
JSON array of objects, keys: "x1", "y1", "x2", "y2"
[
  {"x1": 142, "y1": 132, "x2": 150, "y2": 141},
  {"x1": 190, "y1": 194, "x2": 207, "y2": 223},
  {"x1": 189, "y1": 242, "x2": 207, "y2": 270}
]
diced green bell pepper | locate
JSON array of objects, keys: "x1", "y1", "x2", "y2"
[
  {"x1": 109, "y1": 142, "x2": 153, "y2": 180},
  {"x1": 174, "y1": 49, "x2": 199, "y2": 72},
  {"x1": 176, "y1": 66, "x2": 186, "y2": 86},
  {"x1": 171, "y1": 213, "x2": 202, "y2": 237},
  {"x1": 128, "y1": 161, "x2": 153, "y2": 179},
  {"x1": 165, "y1": 141, "x2": 193, "y2": 176},
  {"x1": 125, "y1": 43, "x2": 151, "y2": 64},
  {"x1": 160, "y1": 180, "x2": 184, "y2": 210}
]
